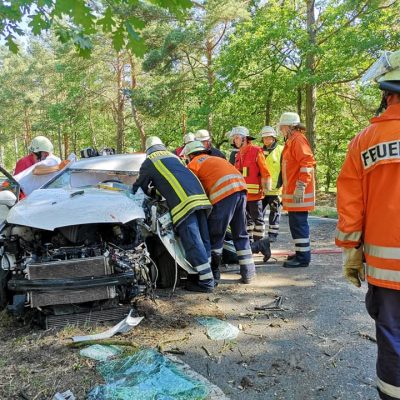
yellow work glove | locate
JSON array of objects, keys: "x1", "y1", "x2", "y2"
[
  {"x1": 342, "y1": 246, "x2": 365, "y2": 288},
  {"x1": 293, "y1": 180, "x2": 306, "y2": 203}
]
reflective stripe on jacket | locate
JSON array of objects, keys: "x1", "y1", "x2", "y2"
[
  {"x1": 263, "y1": 144, "x2": 283, "y2": 196},
  {"x1": 134, "y1": 150, "x2": 211, "y2": 227},
  {"x1": 235, "y1": 143, "x2": 271, "y2": 201},
  {"x1": 281, "y1": 131, "x2": 316, "y2": 211},
  {"x1": 188, "y1": 154, "x2": 247, "y2": 205},
  {"x1": 336, "y1": 103, "x2": 400, "y2": 290}
]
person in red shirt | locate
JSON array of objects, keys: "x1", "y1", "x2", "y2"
[
  {"x1": 173, "y1": 133, "x2": 195, "y2": 159},
  {"x1": 14, "y1": 151, "x2": 38, "y2": 175},
  {"x1": 231, "y1": 126, "x2": 271, "y2": 243},
  {"x1": 14, "y1": 136, "x2": 53, "y2": 175}
]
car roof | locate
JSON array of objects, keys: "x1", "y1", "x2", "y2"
[{"x1": 69, "y1": 153, "x2": 146, "y2": 173}]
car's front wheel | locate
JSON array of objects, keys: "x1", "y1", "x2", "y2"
[
  {"x1": 146, "y1": 236, "x2": 180, "y2": 288},
  {"x1": 0, "y1": 267, "x2": 9, "y2": 310}
]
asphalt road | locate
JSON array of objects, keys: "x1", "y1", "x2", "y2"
[{"x1": 160, "y1": 214, "x2": 378, "y2": 400}]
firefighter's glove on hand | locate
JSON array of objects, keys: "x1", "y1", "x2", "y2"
[
  {"x1": 261, "y1": 178, "x2": 272, "y2": 193},
  {"x1": 293, "y1": 180, "x2": 306, "y2": 203},
  {"x1": 59, "y1": 159, "x2": 70, "y2": 170},
  {"x1": 342, "y1": 247, "x2": 365, "y2": 288}
]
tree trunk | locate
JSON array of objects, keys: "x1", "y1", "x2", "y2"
[
  {"x1": 14, "y1": 133, "x2": 18, "y2": 165},
  {"x1": 297, "y1": 88, "x2": 302, "y2": 119},
  {"x1": 325, "y1": 169, "x2": 331, "y2": 193},
  {"x1": 0, "y1": 145, "x2": 4, "y2": 167},
  {"x1": 57, "y1": 125, "x2": 62, "y2": 158},
  {"x1": 206, "y1": 39, "x2": 215, "y2": 135},
  {"x1": 64, "y1": 123, "x2": 70, "y2": 159},
  {"x1": 305, "y1": 0, "x2": 317, "y2": 152},
  {"x1": 23, "y1": 107, "x2": 31, "y2": 152},
  {"x1": 128, "y1": 53, "x2": 146, "y2": 152},
  {"x1": 115, "y1": 53, "x2": 125, "y2": 154},
  {"x1": 182, "y1": 112, "x2": 187, "y2": 135},
  {"x1": 264, "y1": 85, "x2": 274, "y2": 125}
]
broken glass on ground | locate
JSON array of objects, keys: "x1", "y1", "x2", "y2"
[
  {"x1": 79, "y1": 344, "x2": 122, "y2": 361},
  {"x1": 87, "y1": 348, "x2": 209, "y2": 400},
  {"x1": 196, "y1": 317, "x2": 239, "y2": 340}
]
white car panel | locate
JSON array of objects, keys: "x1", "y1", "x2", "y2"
[{"x1": 7, "y1": 188, "x2": 146, "y2": 230}]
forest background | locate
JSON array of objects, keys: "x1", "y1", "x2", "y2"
[{"x1": 0, "y1": 0, "x2": 399, "y2": 192}]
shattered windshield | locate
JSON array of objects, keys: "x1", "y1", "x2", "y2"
[{"x1": 44, "y1": 169, "x2": 138, "y2": 191}]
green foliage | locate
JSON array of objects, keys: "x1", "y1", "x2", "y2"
[
  {"x1": 0, "y1": 0, "x2": 192, "y2": 55},
  {"x1": 1, "y1": 0, "x2": 400, "y2": 191}
]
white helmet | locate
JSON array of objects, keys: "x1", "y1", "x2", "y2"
[
  {"x1": 29, "y1": 136, "x2": 54, "y2": 153},
  {"x1": 183, "y1": 133, "x2": 195, "y2": 144},
  {"x1": 183, "y1": 141, "x2": 206, "y2": 156},
  {"x1": 195, "y1": 129, "x2": 211, "y2": 141},
  {"x1": 230, "y1": 126, "x2": 249, "y2": 137},
  {"x1": 362, "y1": 50, "x2": 400, "y2": 84},
  {"x1": 362, "y1": 50, "x2": 400, "y2": 94},
  {"x1": 278, "y1": 112, "x2": 301, "y2": 127},
  {"x1": 230, "y1": 126, "x2": 255, "y2": 140},
  {"x1": 145, "y1": 136, "x2": 164, "y2": 152},
  {"x1": 260, "y1": 126, "x2": 277, "y2": 138}
]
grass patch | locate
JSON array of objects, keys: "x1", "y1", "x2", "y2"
[{"x1": 310, "y1": 206, "x2": 338, "y2": 219}]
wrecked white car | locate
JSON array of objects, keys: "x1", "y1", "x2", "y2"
[{"x1": 0, "y1": 154, "x2": 195, "y2": 322}]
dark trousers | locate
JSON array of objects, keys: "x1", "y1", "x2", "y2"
[
  {"x1": 366, "y1": 284, "x2": 400, "y2": 400},
  {"x1": 262, "y1": 195, "x2": 281, "y2": 238},
  {"x1": 176, "y1": 210, "x2": 213, "y2": 288},
  {"x1": 288, "y1": 211, "x2": 310, "y2": 264},
  {"x1": 246, "y1": 199, "x2": 265, "y2": 241},
  {"x1": 208, "y1": 191, "x2": 255, "y2": 280}
]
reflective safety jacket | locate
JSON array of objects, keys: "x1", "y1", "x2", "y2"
[
  {"x1": 235, "y1": 143, "x2": 271, "y2": 202},
  {"x1": 263, "y1": 143, "x2": 283, "y2": 196},
  {"x1": 187, "y1": 154, "x2": 247, "y2": 205},
  {"x1": 133, "y1": 150, "x2": 211, "y2": 227},
  {"x1": 336, "y1": 103, "x2": 400, "y2": 290},
  {"x1": 281, "y1": 131, "x2": 316, "y2": 211}
]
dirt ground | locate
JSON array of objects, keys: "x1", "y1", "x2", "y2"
[{"x1": 0, "y1": 214, "x2": 378, "y2": 400}]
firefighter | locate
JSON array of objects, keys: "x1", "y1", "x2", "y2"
[
  {"x1": 259, "y1": 126, "x2": 284, "y2": 242},
  {"x1": 132, "y1": 136, "x2": 214, "y2": 292},
  {"x1": 231, "y1": 126, "x2": 271, "y2": 243},
  {"x1": 336, "y1": 49, "x2": 400, "y2": 400},
  {"x1": 173, "y1": 132, "x2": 195, "y2": 159},
  {"x1": 194, "y1": 129, "x2": 226, "y2": 159},
  {"x1": 279, "y1": 112, "x2": 316, "y2": 268},
  {"x1": 184, "y1": 140, "x2": 256, "y2": 284}
]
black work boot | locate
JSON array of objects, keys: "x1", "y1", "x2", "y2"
[
  {"x1": 282, "y1": 258, "x2": 309, "y2": 268},
  {"x1": 251, "y1": 237, "x2": 271, "y2": 262},
  {"x1": 185, "y1": 280, "x2": 214, "y2": 293},
  {"x1": 211, "y1": 252, "x2": 222, "y2": 287}
]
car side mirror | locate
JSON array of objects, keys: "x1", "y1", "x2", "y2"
[{"x1": 0, "y1": 190, "x2": 17, "y2": 207}]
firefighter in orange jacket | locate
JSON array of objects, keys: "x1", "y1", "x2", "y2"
[
  {"x1": 279, "y1": 112, "x2": 316, "y2": 268},
  {"x1": 184, "y1": 141, "x2": 256, "y2": 284},
  {"x1": 336, "y1": 49, "x2": 400, "y2": 400},
  {"x1": 231, "y1": 126, "x2": 271, "y2": 243}
]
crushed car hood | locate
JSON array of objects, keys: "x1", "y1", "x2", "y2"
[{"x1": 7, "y1": 188, "x2": 146, "y2": 230}]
